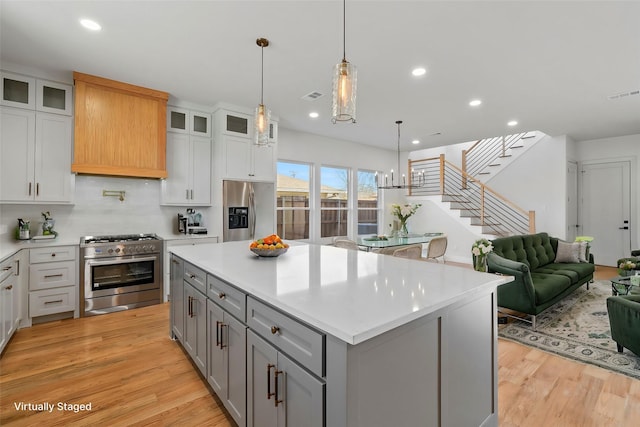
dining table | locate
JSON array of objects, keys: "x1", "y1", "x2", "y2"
[{"x1": 357, "y1": 232, "x2": 444, "y2": 252}]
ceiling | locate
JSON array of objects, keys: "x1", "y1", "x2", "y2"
[{"x1": 1, "y1": 1, "x2": 639, "y2": 152}]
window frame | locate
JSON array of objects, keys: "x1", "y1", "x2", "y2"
[{"x1": 276, "y1": 160, "x2": 313, "y2": 241}]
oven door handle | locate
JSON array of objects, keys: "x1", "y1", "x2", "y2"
[{"x1": 85, "y1": 256, "x2": 158, "y2": 267}]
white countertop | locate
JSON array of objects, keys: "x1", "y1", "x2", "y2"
[
  {"x1": 170, "y1": 241, "x2": 512, "y2": 345},
  {"x1": 0, "y1": 232, "x2": 219, "y2": 262}
]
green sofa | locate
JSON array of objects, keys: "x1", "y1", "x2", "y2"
[
  {"x1": 487, "y1": 232, "x2": 595, "y2": 329},
  {"x1": 607, "y1": 295, "x2": 640, "y2": 356}
]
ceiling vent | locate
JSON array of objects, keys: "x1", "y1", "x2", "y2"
[
  {"x1": 301, "y1": 91, "x2": 324, "y2": 101},
  {"x1": 608, "y1": 89, "x2": 639, "y2": 100}
]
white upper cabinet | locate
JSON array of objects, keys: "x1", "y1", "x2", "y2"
[
  {"x1": 1, "y1": 71, "x2": 72, "y2": 115},
  {"x1": 167, "y1": 106, "x2": 211, "y2": 138},
  {"x1": 214, "y1": 105, "x2": 277, "y2": 183},
  {"x1": 221, "y1": 110, "x2": 252, "y2": 139},
  {"x1": 1, "y1": 71, "x2": 36, "y2": 109},
  {"x1": 0, "y1": 107, "x2": 73, "y2": 203},
  {"x1": 162, "y1": 105, "x2": 212, "y2": 206}
]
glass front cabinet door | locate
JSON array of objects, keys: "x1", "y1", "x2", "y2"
[{"x1": 1, "y1": 71, "x2": 72, "y2": 116}]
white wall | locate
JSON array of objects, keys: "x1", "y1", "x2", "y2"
[
  {"x1": 575, "y1": 133, "x2": 640, "y2": 251},
  {"x1": 484, "y1": 134, "x2": 568, "y2": 238}
]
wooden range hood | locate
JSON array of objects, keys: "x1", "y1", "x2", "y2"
[{"x1": 72, "y1": 72, "x2": 169, "y2": 179}]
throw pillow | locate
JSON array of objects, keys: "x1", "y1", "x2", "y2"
[
  {"x1": 555, "y1": 241, "x2": 581, "y2": 263},
  {"x1": 577, "y1": 241, "x2": 589, "y2": 262}
]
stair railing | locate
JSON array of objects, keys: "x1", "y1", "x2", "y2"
[
  {"x1": 409, "y1": 154, "x2": 535, "y2": 236},
  {"x1": 462, "y1": 132, "x2": 529, "y2": 179}
]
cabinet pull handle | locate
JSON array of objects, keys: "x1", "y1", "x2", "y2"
[
  {"x1": 51, "y1": 253, "x2": 56, "y2": 257},
  {"x1": 29, "y1": 182, "x2": 32, "y2": 196},
  {"x1": 1, "y1": 266, "x2": 11, "y2": 272},
  {"x1": 45, "y1": 299, "x2": 63, "y2": 304},
  {"x1": 36, "y1": 183, "x2": 39, "y2": 196},
  {"x1": 274, "y1": 369, "x2": 283, "y2": 407},
  {"x1": 270, "y1": 326, "x2": 280, "y2": 335},
  {"x1": 189, "y1": 274, "x2": 195, "y2": 279},
  {"x1": 4, "y1": 285, "x2": 13, "y2": 290},
  {"x1": 267, "y1": 364, "x2": 276, "y2": 400},
  {"x1": 218, "y1": 292, "x2": 226, "y2": 300},
  {"x1": 186, "y1": 189, "x2": 189, "y2": 199},
  {"x1": 44, "y1": 273, "x2": 64, "y2": 279},
  {"x1": 188, "y1": 296, "x2": 193, "y2": 317},
  {"x1": 215, "y1": 320, "x2": 223, "y2": 348},
  {"x1": 15, "y1": 259, "x2": 19, "y2": 276},
  {"x1": 190, "y1": 189, "x2": 194, "y2": 199},
  {"x1": 172, "y1": 259, "x2": 179, "y2": 264},
  {"x1": 219, "y1": 323, "x2": 227, "y2": 349}
]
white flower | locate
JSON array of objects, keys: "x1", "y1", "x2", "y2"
[{"x1": 472, "y1": 247, "x2": 481, "y2": 256}]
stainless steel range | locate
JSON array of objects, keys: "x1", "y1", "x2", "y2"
[{"x1": 80, "y1": 234, "x2": 163, "y2": 317}]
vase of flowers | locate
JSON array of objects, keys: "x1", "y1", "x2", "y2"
[
  {"x1": 618, "y1": 259, "x2": 637, "y2": 277},
  {"x1": 472, "y1": 238, "x2": 493, "y2": 272},
  {"x1": 391, "y1": 203, "x2": 421, "y2": 238}
]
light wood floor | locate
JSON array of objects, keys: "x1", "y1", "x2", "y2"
[{"x1": 1, "y1": 265, "x2": 638, "y2": 426}]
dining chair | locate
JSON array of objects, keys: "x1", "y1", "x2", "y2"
[
  {"x1": 392, "y1": 244, "x2": 424, "y2": 260},
  {"x1": 425, "y1": 236, "x2": 447, "y2": 263},
  {"x1": 333, "y1": 237, "x2": 360, "y2": 251},
  {"x1": 375, "y1": 247, "x2": 399, "y2": 255}
]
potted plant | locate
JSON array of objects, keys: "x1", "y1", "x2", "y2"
[
  {"x1": 472, "y1": 238, "x2": 493, "y2": 272},
  {"x1": 390, "y1": 203, "x2": 421, "y2": 237}
]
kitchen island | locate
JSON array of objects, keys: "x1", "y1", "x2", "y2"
[{"x1": 169, "y1": 241, "x2": 512, "y2": 427}]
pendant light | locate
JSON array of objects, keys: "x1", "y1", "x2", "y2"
[
  {"x1": 331, "y1": 0, "x2": 357, "y2": 124},
  {"x1": 255, "y1": 37, "x2": 271, "y2": 146},
  {"x1": 377, "y1": 121, "x2": 425, "y2": 190}
]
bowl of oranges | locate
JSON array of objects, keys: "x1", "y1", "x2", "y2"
[{"x1": 249, "y1": 234, "x2": 289, "y2": 257}]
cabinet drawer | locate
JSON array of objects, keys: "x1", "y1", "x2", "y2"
[
  {"x1": 30, "y1": 245, "x2": 76, "y2": 263},
  {"x1": 29, "y1": 286, "x2": 75, "y2": 316},
  {"x1": 247, "y1": 296, "x2": 324, "y2": 377},
  {"x1": 207, "y1": 274, "x2": 246, "y2": 321},
  {"x1": 29, "y1": 260, "x2": 76, "y2": 290},
  {"x1": 183, "y1": 262, "x2": 206, "y2": 294}
]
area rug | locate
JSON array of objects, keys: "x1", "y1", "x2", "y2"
[{"x1": 498, "y1": 280, "x2": 640, "y2": 380}]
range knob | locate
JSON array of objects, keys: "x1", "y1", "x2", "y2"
[
  {"x1": 108, "y1": 248, "x2": 114, "y2": 254},
  {"x1": 115, "y1": 248, "x2": 121, "y2": 253}
]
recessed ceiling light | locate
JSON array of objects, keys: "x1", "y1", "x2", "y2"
[
  {"x1": 411, "y1": 139, "x2": 420, "y2": 145},
  {"x1": 469, "y1": 99, "x2": 482, "y2": 107},
  {"x1": 80, "y1": 18, "x2": 102, "y2": 31},
  {"x1": 411, "y1": 67, "x2": 427, "y2": 77},
  {"x1": 507, "y1": 120, "x2": 518, "y2": 127},
  {"x1": 309, "y1": 112, "x2": 319, "y2": 118}
]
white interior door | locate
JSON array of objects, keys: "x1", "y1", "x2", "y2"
[
  {"x1": 566, "y1": 161, "x2": 578, "y2": 242},
  {"x1": 581, "y1": 161, "x2": 631, "y2": 266}
]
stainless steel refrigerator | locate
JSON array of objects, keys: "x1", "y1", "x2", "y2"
[{"x1": 223, "y1": 180, "x2": 275, "y2": 241}]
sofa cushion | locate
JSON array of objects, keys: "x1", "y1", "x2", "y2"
[
  {"x1": 492, "y1": 235, "x2": 530, "y2": 267},
  {"x1": 522, "y1": 233, "x2": 555, "y2": 269},
  {"x1": 534, "y1": 266, "x2": 580, "y2": 284},
  {"x1": 530, "y1": 273, "x2": 572, "y2": 304},
  {"x1": 539, "y1": 262, "x2": 595, "y2": 280}
]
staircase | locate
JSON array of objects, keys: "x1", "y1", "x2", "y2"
[
  {"x1": 408, "y1": 154, "x2": 535, "y2": 237},
  {"x1": 462, "y1": 131, "x2": 539, "y2": 179}
]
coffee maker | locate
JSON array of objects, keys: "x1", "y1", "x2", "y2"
[{"x1": 177, "y1": 209, "x2": 207, "y2": 234}]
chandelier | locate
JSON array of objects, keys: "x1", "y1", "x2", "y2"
[{"x1": 377, "y1": 121, "x2": 425, "y2": 190}]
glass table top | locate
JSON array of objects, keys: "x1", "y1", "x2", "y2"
[{"x1": 357, "y1": 233, "x2": 444, "y2": 250}]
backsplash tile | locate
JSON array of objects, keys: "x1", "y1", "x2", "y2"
[{"x1": 0, "y1": 175, "x2": 214, "y2": 241}]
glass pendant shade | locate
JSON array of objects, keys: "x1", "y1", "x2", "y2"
[
  {"x1": 332, "y1": 59, "x2": 357, "y2": 123},
  {"x1": 255, "y1": 103, "x2": 271, "y2": 146}
]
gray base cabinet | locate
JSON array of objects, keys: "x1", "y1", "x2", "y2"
[
  {"x1": 247, "y1": 330, "x2": 324, "y2": 427},
  {"x1": 169, "y1": 255, "x2": 184, "y2": 340},
  {"x1": 207, "y1": 299, "x2": 247, "y2": 427},
  {"x1": 183, "y1": 282, "x2": 207, "y2": 376}
]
